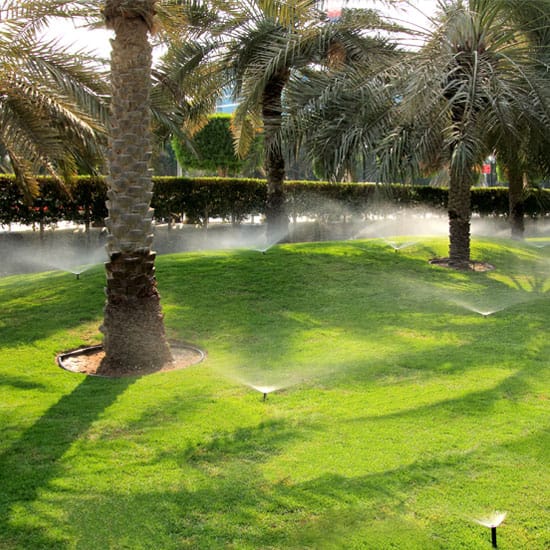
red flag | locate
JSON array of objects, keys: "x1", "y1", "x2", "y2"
[{"x1": 326, "y1": 0, "x2": 342, "y2": 20}]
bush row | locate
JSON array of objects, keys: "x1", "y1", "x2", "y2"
[{"x1": 1, "y1": 175, "x2": 549, "y2": 228}]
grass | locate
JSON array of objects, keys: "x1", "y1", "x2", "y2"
[{"x1": 0, "y1": 236, "x2": 548, "y2": 549}]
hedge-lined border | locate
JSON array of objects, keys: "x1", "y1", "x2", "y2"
[{"x1": 1, "y1": 175, "x2": 549, "y2": 229}]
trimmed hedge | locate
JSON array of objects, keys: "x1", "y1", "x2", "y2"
[
  {"x1": 1, "y1": 175, "x2": 549, "y2": 229},
  {"x1": 152, "y1": 177, "x2": 266, "y2": 225},
  {"x1": 0, "y1": 175, "x2": 108, "y2": 229}
]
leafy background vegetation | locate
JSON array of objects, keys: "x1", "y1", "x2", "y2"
[
  {"x1": 2, "y1": 175, "x2": 550, "y2": 229},
  {"x1": 171, "y1": 114, "x2": 264, "y2": 177}
]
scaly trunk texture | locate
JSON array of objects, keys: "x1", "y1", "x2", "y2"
[
  {"x1": 100, "y1": 0, "x2": 172, "y2": 373},
  {"x1": 507, "y1": 164, "x2": 525, "y2": 240},
  {"x1": 447, "y1": 170, "x2": 473, "y2": 269},
  {"x1": 262, "y1": 70, "x2": 290, "y2": 243}
]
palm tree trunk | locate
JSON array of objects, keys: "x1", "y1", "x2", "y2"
[
  {"x1": 447, "y1": 171, "x2": 473, "y2": 269},
  {"x1": 100, "y1": 0, "x2": 172, "y2": 373},
  {"x1": 262, "y1": 70, "x2": 290, "y2": 242},
  {"x1": 507, "y1": 164, "x2": 525, "y2": 240}
]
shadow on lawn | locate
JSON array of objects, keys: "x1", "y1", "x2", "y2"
[
  {"x1": 0, "y1": 373, "x2": 47, "y2": 391},
  {"x1": 0, "y1": 375, "x2": 134, "y2": 549},
  {"x1": 158, "y1": 242, "x2": 548, "y2": 394},
  {"x1": 344, "y1": 367, "x2": 532, "y2": 425},
  {"x1": 0, "y1": 268, "x2": 104, "y2": 347},
  {"x1": 42, "y1": 413, "x2": 549, "y2": 549},
  {"x1": 46, "y1": 415, "x2": 444, "y2": 548}
]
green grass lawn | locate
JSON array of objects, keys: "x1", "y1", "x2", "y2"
[{"x1": 0, "y1": 236, "x2": 548, "y2": 549}]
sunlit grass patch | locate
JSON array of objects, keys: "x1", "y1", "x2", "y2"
[{"x1": 1, "y1": 236, "x2": 548, "y2": 549}]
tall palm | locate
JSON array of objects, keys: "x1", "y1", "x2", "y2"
[
  {"x1": 158, "y1": 0, "x2": 397, "y2": 241},
  {"x1": 100, "y1": 0, "x2": 172, "y2": 372},
  {"x1": 492, "y1": 0, "x2": 550, "y2": 238},
  {"x1": 378, "y1": 0, "x2": 550, "y2": 267},
  {"x1": 0, "y1": 1, "x2": 108, "y2": 200}
]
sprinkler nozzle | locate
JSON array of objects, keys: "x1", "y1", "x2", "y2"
[
  {"x1": 263, "y1": 392, "x2": 267, "y2": 401},
  {"x1": 473, "y1": 511, "x2": 506, "y2": 548}
]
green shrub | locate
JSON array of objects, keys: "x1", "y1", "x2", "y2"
[{"x1": 1, "y1": 175, "x2": 549, "y2": 230}]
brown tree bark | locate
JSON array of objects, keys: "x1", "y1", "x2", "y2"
[
  {"x1": 507, "y1": 164, "x2": 526, "y2": 240},
  {"x1": 262, "y1": 69, "x2": 290, "y2": 243},
  {"x1": 447, "y1": 170, "x2": 474, "y2": 269},
  {"x1": 100, "y1": 1, "x2": 172, "y2": 373}
]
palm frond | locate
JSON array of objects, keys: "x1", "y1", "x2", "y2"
[{"x1": 0, "y1": 3, "x2": 108, "y2": 197}]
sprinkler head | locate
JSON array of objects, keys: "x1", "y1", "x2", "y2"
[
  {"x1": 250, "y1": 385, "x2": 278, "y2": 401},
  {"x1": 473, "y1": 511, "x2": 507, "y2": 548},
  {"x1": 75, "y1": 273, "x2": 80, "y2": 280}
]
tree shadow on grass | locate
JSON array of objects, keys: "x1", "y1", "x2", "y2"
[
  {"x1": 0, "y1": 373, "x2": 47, "y2": 391},
  {"x1": 0, "y1": 375, "x2": 134, "y2": 549},
  {"x1": 37, "y1": 414, "x2": 549, "y2": 549},
  {"x1": 0, "y1": 268, "x2": 104, "y2": 348},
  {"x1": 343, "y1": 367, "x2": 532, "y2": 425},
  {"x1": 1, "y1": 363, "x2": 546, "y2": 548}
]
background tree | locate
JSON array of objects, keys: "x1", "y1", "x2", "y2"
[
  {"x1": 491, "y1": 0, "x2": 550, "y2": 238},
  {"x1": 171, "y1": 113, "x2": 262, "y2": 176},
  {"x1": 100, "y1": 0, "x2": 172, "y2": 373},
  {"x1": 158, "y1": 0, "x2": 398, "y2": 241},
  {"x1": 286, "y1": 1, "x2": 550, "y2": 265},
  {"x1": 282, "y1": 49, "x2": 397, "y2": 183},
  {"x1": 377, "y1": 0, "x2": 550, "y2": 267}
]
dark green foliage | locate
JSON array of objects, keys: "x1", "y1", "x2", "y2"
[
  {"x1": 171, "y1": 114, "x2": 246, "y2": 176},
  {"x1": 1, "y1": 175, "x2": 550, "y2": 229},
  {"x1": 0, "y1": 175, "x2": 107, "y2": 229},
  {"x1": 151, "y1": 177, "x2": 267, "y2": 225}
]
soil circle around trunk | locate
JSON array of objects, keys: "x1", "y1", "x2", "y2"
[
  {"x1": 429, "y1": 257, "x2": 495, "y2": 272},
  {"x1": 57, "y1": 341, "x2": 205, "y2": 378}
]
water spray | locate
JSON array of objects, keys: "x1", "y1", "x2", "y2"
[
  {"x1": 383, "y1": 239, "x2": 418, "y2": 252},
  {"x1": 249, "y1": 385, "x2": 278, "y2": 401},
  {"x1": 450, "y1": 299, "x2": 507, "y2": 318}
]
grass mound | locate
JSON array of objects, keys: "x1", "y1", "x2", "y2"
[{"x1": 0, "y1": 237, "x2": 548, "y2": 549}]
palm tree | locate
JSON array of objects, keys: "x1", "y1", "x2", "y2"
[
  {"x1": 157, "y1": 0, "x2": 397, "y2": 241},
  {"x1": 0, "y1": 1, "x2": 108, "y2": 201},
  {"x1": 100, "y1": 0, "x2": 173, "y2": 373},
  {"x1": 286, "y1": 1, "x2": 550, "y2": 266},
  {"x1": 377, "y1": 0, "x2": 550, "y2": 268},
  {"x1": 492, "y1": 0, "x2": 550, "y2": 239}
]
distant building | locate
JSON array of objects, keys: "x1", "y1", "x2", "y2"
[{"x1": 216, "y1": 90, "x2": 238, "y2": 114}]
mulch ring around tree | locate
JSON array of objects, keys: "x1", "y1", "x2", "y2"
[
  {"x1": 57, "y1": 341, "x2": 205, "y2": 378},
  {"x1": 429, "y1": 257, "x2": 495, "y2": 272}
]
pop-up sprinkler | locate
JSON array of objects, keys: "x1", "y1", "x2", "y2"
[
  {"x1": 474, "y1": 511, "x2": 507, "y2": 548},
  {"x1": 250, "y1": 385, "x2": 278, "y2": 401}
]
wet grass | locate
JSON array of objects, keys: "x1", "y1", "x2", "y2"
[{"x1": 0, "y1": 236, "x2": 548, "y2": 549}]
